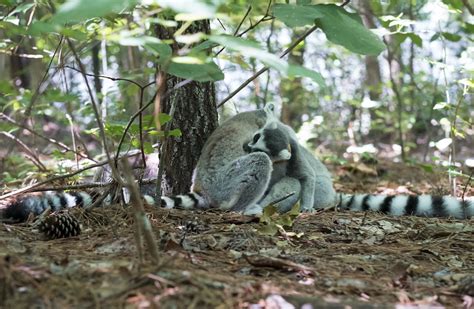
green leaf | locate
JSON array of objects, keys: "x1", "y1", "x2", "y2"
[
  {"x1": 8, "y1": 3, "x2": 35, "y2": 16},
  {"x1": 288, "y1": 65, "x2": 325, "y2": 87},
  {"x1": 60, "y1": 28, "x2": 88, "y2": 40},
  {"x1": 314, "y1": 4, "x2": 385, "y2": 55},
  {"x1": 143, "y1": 142, "x2": 154, "y2": 154},
  {"x1": 441, "y1": 32, "x2": 462, "y2": 42},
  {"x1": 260, "y1": 205, "x2": 278, "y2": 224},
  {"x1": 407, "y1": 33, "x2": 423, "y2": 47},
  {"x1": 419, "y1": 163, "x2": 434, "y2": 173},
  {"x1": 393, "y1": 33, "x2": 423, "y2": 47},
  {"x1": 209, "y1": 35, "x2": 287, "y2": 72},
  {"x1": 145, "y1": 42, "x2": 172, "y2": 61},
  {"x1": 51, "y1": 0, "x2": 138, "y2": 25},
  {"x1": 168, "y1": 128, "x2": 182, "y2": 137},
  {"x1": 272, "y1": 3, "x2": 324, "y2": 28},
  {"x1": 191, "y1": 40, "x2": 219, "y2": 53},
  {"x1": 442, "y1": 0, "x2": 463, "y2": 11},
  {"x1": 257, "y1": 223, "x2": 279, "y2": 236},
  {"x1": 430, "y1": 32, "x2": 441, "y2": 42},
  {"x1": 28, "y1": 21, "x2": 57, "y2": 35},
  {"x1": 166, "y1": 61, "x2": 224, "y2": 82},
  {"x1": 157, "y1": 113, "x2": 172, "y2": 126},
  {"x1": 273, "y1": 4, "x2": 385, "y2": 55}
]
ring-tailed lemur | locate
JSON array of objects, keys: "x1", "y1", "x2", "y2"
[
  {"x1": 159, "y1": 103, "x2": 301, "y2": 215},
  {"x1": 244, "y1": 118, "x2": 336, "y2": 213},
  {"x1": 2, "y1": 103, "x2": 294, "y2": 221},
  {"x1": 246, "y1": 120, "x2": 474, "y2": 219}
]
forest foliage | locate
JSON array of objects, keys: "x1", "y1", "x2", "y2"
[{"x1": 0, "y1": 0, "x2": 472, "y2": 188}]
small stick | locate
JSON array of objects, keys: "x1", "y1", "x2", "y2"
[
  {"x1": 264, "y1": 192, "x2": 295, "y2": 207},
  {"x1": 120, "y1": 157, "x2": 160, "y2": 264},
  {"x1": 244, "y1": 254, "x2": 314, "y2": 274}
]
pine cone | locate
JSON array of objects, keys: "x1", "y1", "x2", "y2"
[{"x1": 38, "y1": 212, "x2": 81, "y2": 239}]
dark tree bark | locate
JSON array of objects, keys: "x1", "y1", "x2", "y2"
[
  {"x1": 358, "y1": 1, "x2": 382, "y2": 100},
  {"x1": 155, "y1": 21, "x2": 218, "y2": 195},
  {"x1": 10, "y1": 46, "x2": 31, "y2": 89},
  {"x1": 280, "y1": 29, "x2": 306, "y2": 130},
  {"x1": 91, "y1": 43, "x2": 102, "y2": 95}
]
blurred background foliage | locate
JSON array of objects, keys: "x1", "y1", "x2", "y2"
[{"x1": 0, "y1": 0, "x2": 472, "y2": 186}]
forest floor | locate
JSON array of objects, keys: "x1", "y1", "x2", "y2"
[{"x1": 1, "y1": 161, "x2": 473, "y2": 308}]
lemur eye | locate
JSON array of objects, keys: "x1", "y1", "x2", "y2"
[{"x1": 252, "y1": 133, "x2": 261, "y2": 143}]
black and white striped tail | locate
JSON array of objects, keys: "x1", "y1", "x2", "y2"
[
  {"x1": 3, "y1": 191, "x2": 97, "y2": 222},
  {"x1": 160, "y1": 192, "x2": 207, "y2": 210},
  {"x1": 337, "y1": 193, "x2": 474, "y2": 219}
]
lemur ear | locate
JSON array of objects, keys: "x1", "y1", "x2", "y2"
[
  {"x1": 264, "y1": 103, "x2": 277, "y2": 120},
  {"x1": 278, "y1": 149, "x2": 291, "y2": 160},
  {"x1": 264, "y1": 103, "x2": 275, "y2": 113}
]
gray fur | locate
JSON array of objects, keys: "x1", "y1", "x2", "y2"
[
  {"x1": 247, "y1": 122, "x2": 473, "y2": 219},
  {"x1": 161, "y1": 103, "x2": 279, "y2": 214},
  {"x1": 247, "y1": 119, "x2": 336, "y2": 212}
]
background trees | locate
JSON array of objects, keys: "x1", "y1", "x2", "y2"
[{"x1": 0, "y1": 0, "x2": 472, "y2": 194}]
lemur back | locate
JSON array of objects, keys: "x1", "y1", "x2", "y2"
[{"x1": 246, "y1": 122, "x2": 474, "y2": 219}]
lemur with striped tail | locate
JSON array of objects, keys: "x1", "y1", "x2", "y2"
[
  {"x1": 2, "y1": 103, "x2": 300, "y2": 221},
  {"x1": 246, "y1": 118, "x2": 474, "y2": 219}
]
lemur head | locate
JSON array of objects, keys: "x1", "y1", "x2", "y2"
[{"x1": 245, "y1": 121, "x2": 291, "y2": 162}]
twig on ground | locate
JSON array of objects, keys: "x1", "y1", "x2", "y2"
[
  {"x1": 120, "y1": 157, "x2": 160, "y2": 264},
  {"x1": 244, "y1": 254, "x2": 314, "y2": 274}
]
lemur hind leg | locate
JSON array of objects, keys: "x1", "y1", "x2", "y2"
[
  {"x1": 313, "y1": 175, "x2": 337, "y2": 209},
  {"x1": 210, "y1": 152, "x2": 273, "y2": 213},
  {"x1": 258, "y1": 176, "x2": 301, "y2": 213}
]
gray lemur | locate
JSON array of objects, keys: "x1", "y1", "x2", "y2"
[
  {"x1": 246, "y1": 121, "x2": 474, "y2": 219},
  {"x1": 245, "y1": 118, "x2": 336, "y2": 213},
  {"x1": 160, "y1": 103, "x2": 277, "y2": 215},
  {"x1": 160, "y1": 102, "x2": 308, "y2": 215},
  {"x1": 3, "y1": 104, "x2": 283, "y2": 221}
]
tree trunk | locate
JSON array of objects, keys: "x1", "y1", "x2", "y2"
[
  {"x1": 280, "y1": 29, "x2": 306, "y2": 130},
  {"x1": 10, "y1": 46, "x2": 31, "y2": 89},
  {"x1": 155, "y1": 21, "x2": 218, "y2": 195},
  {"x1": 358, "y1": 1, "x2": 382, "y2": 100}
]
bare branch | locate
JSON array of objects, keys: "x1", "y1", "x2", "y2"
[
  {"x1": 217, "y1": 25, "x2": 318, "y2": 108},
  {"x1": 0, "y1": 152, "x2": 139, "y2": 201},
  {"x1": 6, "y1": 36, "x2": 64, "y2": 155},
  {"x1": 0, "y1": 131, "x2": 47, "y2": 171},
  {"x1": 0, "y1": 113, "x2": 93, "y2": 161},
  {"x1": 66, "y1": 38, "x2": 120, "y2": 182},
  {"x1": 120, "y1": 157, "x2": 161, "y2": 264}
]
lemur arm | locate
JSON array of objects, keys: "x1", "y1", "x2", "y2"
[{"x1": 289, "y1": 140, "x2": 316, "y2": 212}]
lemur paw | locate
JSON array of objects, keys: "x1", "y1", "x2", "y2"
[
  {"x1": 301, "y1": 207, "x2": 315, "y2": 213},
  {"x1": 243, "y1": 204, "x2": 263, "y2": 216}
]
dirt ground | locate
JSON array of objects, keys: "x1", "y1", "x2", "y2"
[{"x1": 1, "y1": 162, "x2": 473, "y2": 308}]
